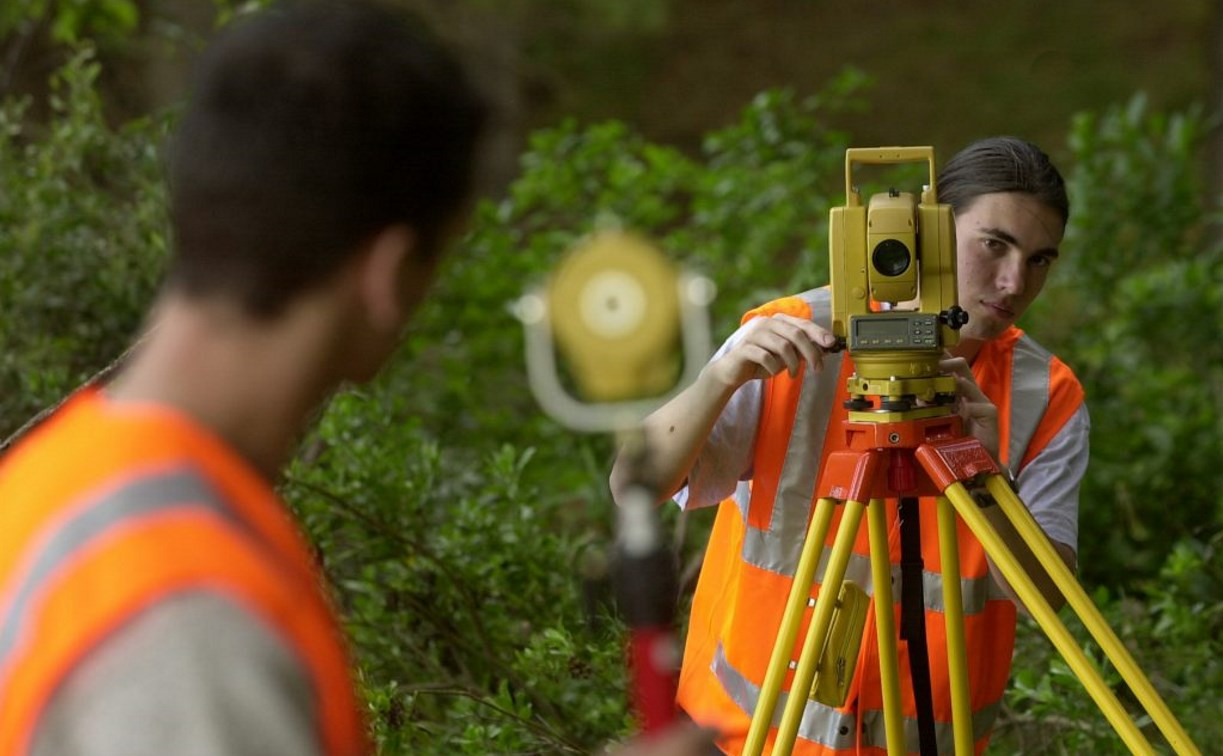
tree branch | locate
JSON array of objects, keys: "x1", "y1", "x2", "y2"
[
  {"x1": 284, "y1": 474, "x2": 570, "y2": 726},
  {"x1": 0, "y1": 338, "x2": 141, "y2": 458},
  {"x1": 398, "y1": 683, "x2": 587, "y2": 752}
]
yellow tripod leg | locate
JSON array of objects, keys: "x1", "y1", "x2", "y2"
[
  {"x1": 984, "y1": 476, "x2": 1201, "y2": 756},
  {"x1": 942, "y1": 481, "x2": 1157, "y2": 755},
  {"x1": 744, "y1": 497, "x2": 838, "y2": 756},
  {"x1": 866, "y1": 498, "x2": 905, "y2": 756},
  {"x1": 774, "y1": 498, "x2": 867, "y2": 756},
  {"x1": 935, "y1": 495, "x2": 974, "y2": 756}
]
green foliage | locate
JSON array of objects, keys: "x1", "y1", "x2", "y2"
[
  {"x1": 689, "y1": 81, "x2": 863, "y2": 322},
  {"x1": 0, "y1": 0, "x2": 271, "y2": 42},
  {"x1": 474, "y1": 72, "x2": 864, "y2": 341},
  {"x1": 0, "y1": 0, "x2": 139, "y2": 44},
  {"x1": 1061, "y1": 94, "x2": 1205, "y2": 295},
  {"x1": 1011, "y1": 93, "x2": 1223, "y2": 753},
  {"x1": 275, "y1": 73, "x2": 868, "y2": 752},
  {"x1": 212, "y1": 0, "x2": 277, "y2": 28},
  {"x1": 0, "y1": 49, "x2": 168, "y2": 438},
  {"x1": 3, "y1": 46, "x2": 1218, "y2": 753},
  {"x1": 284, "y1": 390, "x2": 628, "y2": 753},
  {"x1": 995, "y1": 533, "x2": 1223, "y2": 753},
  {"x1": 1027, "y1": 94, "x2": 1223, "y2": 585}
]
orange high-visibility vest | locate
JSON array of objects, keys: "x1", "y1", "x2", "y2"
[
  {"x1": 0, "y1": 388, "x2": 367, "y2": 755},
  {"x1": 677, "y1": 290, "x2": 1084, "y2": 755}
]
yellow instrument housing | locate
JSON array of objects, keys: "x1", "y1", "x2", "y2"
[{"x1": 829, "y1": 147, "x2": 960, "y2": 392}]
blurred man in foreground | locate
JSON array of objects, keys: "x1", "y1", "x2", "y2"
[
  {"x1": 0, "y1": 2, "x2": 709, "y2": 754},
  {"x1": 0, "y1": 3, "x2": 483, "y2": 752}
]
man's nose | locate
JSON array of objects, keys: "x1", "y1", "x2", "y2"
[{"x1": 997, "y1": 255, "x2": 1026, "y2": 296}]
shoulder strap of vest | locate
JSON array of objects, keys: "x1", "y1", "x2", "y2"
[
  {"x1": 1006, "y1": 332, "x2": 1085, "y2": 473},
  {"x1": 737, "y1": 288, "x2": 848, "y2": 577},
  {"x1": 1006, "y1": 333, "x2": 1051, "y2": 475},
  {"x1": 741, "y1": 287, "x2": 832, "y2": 326}
]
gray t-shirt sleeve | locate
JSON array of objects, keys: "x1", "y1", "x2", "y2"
[
  {"x1": 32, "y1": 593, "x2": 323, "y2": 756},
  {"x1": 675, "y1": 323, "x2": 764, "y2": 511},
  {"x1": 1016, "y1": 402, "x2": 1090, "y2": 555}
]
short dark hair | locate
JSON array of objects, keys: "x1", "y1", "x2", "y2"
[
  {"x1": 165, "y1": 0, "x2": 487, "y2": 317},
  {"x1": 938, "y1": 136, "x2": 1069, "y2": 226}
]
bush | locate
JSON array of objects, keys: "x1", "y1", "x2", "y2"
[
  {"x1": 282, "y1": 73, "x2": 869, "y2": 752},
  {"x1": 995, "y1": 533, "x2": 1223, "y2": 753},
  {"x1": 1026, "y1": 94, "x2": 1223, "y2": 585},
  {"x1": 0, "y1": 49, "x2": 168, "y2": 439},
  {"x1": 1012, "y1": 94, "x2": 1223, "y2": 753},
  {"x1": 4, "y1": 48, "x2": 1217, "y2": 753},
  {"x1": 284, "y1": 392, "x2": 629, "y2": 753}
]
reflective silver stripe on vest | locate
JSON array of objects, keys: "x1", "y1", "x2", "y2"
[
  {"x1": 0, "y1": 467, "x2": 237, "y2": 672},
  {"x1": 740, "y1": 289, "x2": 842, "y2": 576},
  {"x1": 713, "y1": 642, "x2": 1000, "y2": 752},
  {"x1": 1005, "y1": 334, "x2": 1053, "y2": 475},
  {"x1": 860, "y1": 697, "x2": 1000, "y2": 754},
  {"x1": 805, "y1": 547, "x2": 1008, "y2": 615},
  {"x1": 733, "y1": 479, "x2": 751, "y2": 522}
]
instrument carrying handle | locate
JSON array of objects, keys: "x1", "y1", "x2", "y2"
[{"x1": 843, "y1": 146, "x2": 938, "y2": 206}]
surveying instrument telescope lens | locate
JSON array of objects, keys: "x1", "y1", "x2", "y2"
[{"x1": 871, "y1": 238, "x2": 911, "y2": 277}]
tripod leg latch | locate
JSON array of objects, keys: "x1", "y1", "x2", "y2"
[{"x1": 914, "y1": 437, "x2": 1000, "y2": 491}]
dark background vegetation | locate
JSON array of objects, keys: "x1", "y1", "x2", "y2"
[{"x1": 2, "y1": 1, "x2": 1220, "y2": 753}]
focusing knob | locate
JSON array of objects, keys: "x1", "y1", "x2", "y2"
[{"x1": 939, "y1": 306, "x2": 969, "y2": 330}]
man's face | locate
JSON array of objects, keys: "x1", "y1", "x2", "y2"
[{"x1": 954, "y1": 191, "x2": 1064, "y2": 343}]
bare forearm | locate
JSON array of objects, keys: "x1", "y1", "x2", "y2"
[
  {"x1": 609, "y1": 312, "x2": 838, "y2": 505},
  {"x1": 981, "y1": 503, "x2": 1076, "y2": 614},
  {"x1": 942, "y1": 356, "x2": 1078, "y2": 612},
  {"x1": 609, "y1": 365, "x2": 739, "y2": 504}
]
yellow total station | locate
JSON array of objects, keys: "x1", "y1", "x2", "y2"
[
  {"x1": 828, "y1": 147, "x2": 967, "y2": 414},
  {"x1": 745, "y1": 146, "x2": 1203, "y2": 756}
]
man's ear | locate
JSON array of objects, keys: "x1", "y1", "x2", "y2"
[{"x1": 357, "y1": 224, "x2": 417, "y2": 331}]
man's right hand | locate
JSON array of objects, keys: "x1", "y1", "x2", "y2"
[
  {"x1": 705, "y1": 314, "x2": 840, "y2": 390},
  {"x1": 610, "y1": 314, "x2": 838, "y2": 506}
]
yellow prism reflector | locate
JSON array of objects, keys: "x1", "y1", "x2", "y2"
[{"x1": 548, "y1": 230, "x2": 681, "y2": 401}]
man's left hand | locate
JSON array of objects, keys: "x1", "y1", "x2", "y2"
[{"x1": 940, "y1": 355, "x2": 1000, "y2": 463}]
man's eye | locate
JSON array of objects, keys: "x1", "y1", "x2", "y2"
[
  {"x1": 1030, "y1": 254, "x2": 1054, "y2": 268},
  {"x1": 982, "y1": 238, "x2": 1005, "y2": 252}
]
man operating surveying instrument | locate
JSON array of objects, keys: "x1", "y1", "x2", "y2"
[{"x1": 611, "y1": 142, "x2": 1201, "y2": 755}]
